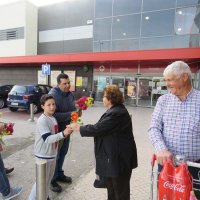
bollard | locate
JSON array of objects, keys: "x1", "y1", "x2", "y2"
[
  {"x1": 36, "y1": 160, "x2": 47, "y2": 200},
  {"x1": 29, "y1": 103, "x2": 35, "y2": 122}
]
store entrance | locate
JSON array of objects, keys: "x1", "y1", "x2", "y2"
[{"x1": 93, "y1": 75, "x2": 167, "y2": 107}]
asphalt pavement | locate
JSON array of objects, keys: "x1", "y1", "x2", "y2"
[{"x1": 1, "y1": 103, "x2": 155, "y2": 200}]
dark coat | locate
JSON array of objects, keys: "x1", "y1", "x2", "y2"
[{"x1": 80, "y1": 104, "x2": 138, "y2": 177}]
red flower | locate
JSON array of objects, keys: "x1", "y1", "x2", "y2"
[{"x1": 71, "y1": 112, "x2": 79, "y2": 122}]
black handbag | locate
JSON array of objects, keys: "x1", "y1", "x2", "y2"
[{"x1": 93, "y1": 175, "x2": 107, "y2": 188}]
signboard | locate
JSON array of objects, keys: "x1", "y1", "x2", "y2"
[
  {"x1": 38, "y1": 71, "x2": 48, "y2": 84},
  {"x1": 64, "y1": 70, "x2": 76, "y2": 91},
  {"x1": 42, "y1": 64, "x2": 51, "y2": 75},
  {"x1": 50, "y1": 71, "x2": 61, "y2": 87}
]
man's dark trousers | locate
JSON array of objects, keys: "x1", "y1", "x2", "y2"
[{"x1": 52, "y1": 136, "x2": 70, "y2": 180}]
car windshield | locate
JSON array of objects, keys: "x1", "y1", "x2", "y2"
[{"x1": 11, "y1": 85, "x2": 27, "y2": 94}]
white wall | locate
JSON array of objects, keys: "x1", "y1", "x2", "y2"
[{"x1": 0, "y1": 0, "x2": 38, "y2": 57}]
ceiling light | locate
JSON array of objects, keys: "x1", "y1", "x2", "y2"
[{"x1": 178, "y1": 10, "x2": 183, "y2": 15}]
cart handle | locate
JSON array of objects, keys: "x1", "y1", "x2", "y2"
[
  {"x1": 187, "y1": 161, "x2": 200, "y2": 168},
  {"x1": 151, "y1": 154, "x2": 156, "y2": 167},
  {"x1": 151, "y1": 154, "x2": 200, "y2": 168}
]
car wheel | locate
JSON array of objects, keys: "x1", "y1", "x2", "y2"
[
  {"x1": 0, "y1": 99, "x2": 5, "y2": 109},
  {"x1": 9, "y1": 107, "x2": 18, "y2": 112},
  {"x1": 28, "y1": 103, "x2": 39, "y2": 114}
]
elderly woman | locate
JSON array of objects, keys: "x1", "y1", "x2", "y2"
[{"x1": 68, "y1": 85, "x2": 138, "y2": 200}]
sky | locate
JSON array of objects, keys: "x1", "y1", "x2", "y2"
[{"x1": 0, "y1": 0, "x2": 69, "y2": 7}]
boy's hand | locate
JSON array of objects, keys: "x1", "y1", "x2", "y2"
[{"x1": 63, "y1": 126, "x2": 73, "y2": 137}]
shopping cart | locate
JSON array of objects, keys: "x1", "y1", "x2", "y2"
[{"x1": 150, "y1": 154, "x2": 200, "y2": 200}]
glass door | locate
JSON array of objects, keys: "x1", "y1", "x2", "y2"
[
  {"x1": 93, "y1": 75, "x2": 110, "y2": 101},
  {"x1": 137, "y1": 77, "x2": 152, "y2": 107},
  {"x1": 111, "y1": 76, "x2": 125, "y2": 93}
]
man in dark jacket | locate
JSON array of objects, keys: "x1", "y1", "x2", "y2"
[{"x1": 49, "y1": 73, "x2": 76, "y2": 192}]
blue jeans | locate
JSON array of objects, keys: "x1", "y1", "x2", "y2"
[
  {"x1": 0, "y1": 154, "x2": 10, "y2": 196},
  {"x1": 52, "y1": 136, "x2": 70, "y2": 181}
]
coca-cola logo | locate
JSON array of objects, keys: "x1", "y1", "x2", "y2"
[{"x1": 163, "y1": 181, "x2": 186, "y2": 193}]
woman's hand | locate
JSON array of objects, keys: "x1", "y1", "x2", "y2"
[{"x1": 67, "y1": 123, "x2": 80, "y2": 132}]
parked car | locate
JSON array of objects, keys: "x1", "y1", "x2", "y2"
[
  {"x1": 7, "y1": 84, "x2": 52, "y2": 114},
  {"x1": 0, "y1": 85, "x2": 14, "y2": 109}
]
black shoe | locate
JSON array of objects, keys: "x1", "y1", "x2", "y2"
[
  {"x1": 50, "y1": 181, "x2": 62, "y2": 193},
  {"x1": 5, "y1": 167, "x2": 14, "y2": 175},
  {"x1": 56, "y1": 175, "x2": 72, "y2": 184}
]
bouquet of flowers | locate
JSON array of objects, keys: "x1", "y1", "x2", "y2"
[
  {"x1": 75, "y1": 96, "x2": 94, "y2": 110},
  {"x1": 71, "y1": 96, "x2": 94, "y2": 124},
  {"x1": 0, "y1": 113, "x2": 14, "y2": 151}
]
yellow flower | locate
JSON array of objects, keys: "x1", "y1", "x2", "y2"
[{"x1": 85, "y1": 97, "x2": 94, "y2": 107}]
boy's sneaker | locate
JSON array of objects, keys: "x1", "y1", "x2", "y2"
[
  {"x1": 2, "y1": 186, "x2": 22, "y2": 200},
  {"x1": 50, "y1": 181, "x2": 62, "y2": 193}
]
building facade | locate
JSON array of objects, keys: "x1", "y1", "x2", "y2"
[{"x1": 0, "y1": 0, "x2": 200, "y2": 107}]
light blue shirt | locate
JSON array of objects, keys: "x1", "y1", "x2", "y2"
[{"x1": 148, "y1": 89, "x2": 200, "y2": 162}]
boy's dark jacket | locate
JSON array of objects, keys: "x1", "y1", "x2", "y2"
[{"x1": 80, "y1": 104, "x2": 138, "y2": 177}]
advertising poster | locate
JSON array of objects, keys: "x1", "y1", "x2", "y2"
[
  {"x1": 76, "y1": 76, "x2": 83, "y2": 87},
  {"x1": 38, "y1": 70, "x2": 48, "y2": 85},
  {"x1": 51, "y1": 71, "x2": 61, "y2": 87},
  {"x1": 64, "y1": 70, "x2": 76, "y2": 91},
  {"x1": 127, "y1": 81, "x2": 136, "y2": 97}
]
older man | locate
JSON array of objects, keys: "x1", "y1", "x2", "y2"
[
  {"x1": 148, "y1": 61, "x2": 200, "y2": 199},
  {"x1": 0, "y1": 123, "x2": 22, "y2": 200}
]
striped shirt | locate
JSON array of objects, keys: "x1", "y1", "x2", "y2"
[{"x1": 148, "y1": 89, "x2": 200, "y2": 162}]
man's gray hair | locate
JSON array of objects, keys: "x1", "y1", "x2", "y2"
[{"x1": 163, "y1": 61, "x2": 192, "y2": 80}]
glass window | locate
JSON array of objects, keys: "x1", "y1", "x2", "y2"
[
  {"x1": 143, "y1": 0, "x2": 175, "y2": 12},
  {"x1": 141, "y1": 10, "x2": 175, "y2": 37},
  {"x1": 112, "y1": 39, "x2": 139, "y2": 51},
  {"x1": 93, "y1": 41, "x2": 111, "y2": 52},
  {"x1": 95, "y1": 0, "x2": 112, "y2": 18},
  {"x1": 174, "y1": 34, "x2": 200, "y2": 47},
  {"x1": 140, "y1": 36, "x2": 173, "y2": 49},
  {"x1": 175, "y1": 7, "x2": 200, "y2": 35},
  {"x1": 177, "y1": 0, "x2": 200, "y2": 7},
  {"x1": 112, "y1": 14, "x2": 141, "y2": 39},
  {"x1": 113, "y1": 0, "x2": 142, "y2": 15},
  {"x1": 94, "y1": 18, "x2": 112, "y2": 41}
]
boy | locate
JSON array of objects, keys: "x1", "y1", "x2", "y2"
[{"x1": 28, "y1": 94, "x2": 73, "y2": 200}]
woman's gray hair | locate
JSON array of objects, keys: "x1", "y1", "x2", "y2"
[{"x1": 163, "y1": 61, "x2": 192, "y2": 80}]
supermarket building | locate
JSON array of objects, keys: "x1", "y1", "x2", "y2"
[{"x1": 0, "y1": 0, "x2": 200, "y2": 107}]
